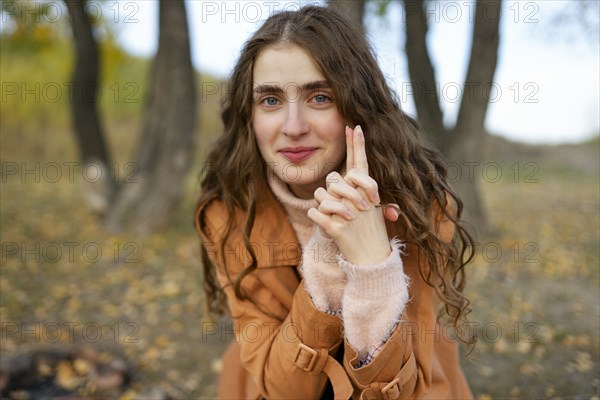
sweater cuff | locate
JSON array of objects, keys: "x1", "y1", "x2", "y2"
[
  {"x1": 301, "y1": 227, "x2": 347, "y2": 313},
  {"x1": 339, "y1": 238, "x2": 410, "y2": 358},
  {"x1": 338, "y1": 238, "x2": 409, "y2": 302}
]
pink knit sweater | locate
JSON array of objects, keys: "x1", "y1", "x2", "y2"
[{"x1": 268, "y1": 173, "x2": 410, "y2": 362}]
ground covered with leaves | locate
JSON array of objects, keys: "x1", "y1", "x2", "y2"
[
  {"x1": 1, "y1": 133, "x2": 598, "y2": 398},
  {"x1": 459, "y1": 139, "x2": 599, "y2": 398}
]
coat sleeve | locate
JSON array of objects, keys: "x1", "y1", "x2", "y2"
[
  {"x1": 199, "y1": 200, "x2": 352, "y2": 399},
  {"x1": 340, "y1": 196, "x2": 461, "y2": 399}
]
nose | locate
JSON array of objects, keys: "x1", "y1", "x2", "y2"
[{"x1": 282, "y1": 103, "x2": 309, "y2": 139}]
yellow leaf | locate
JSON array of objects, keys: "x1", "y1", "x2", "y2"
[
  {"x1": 55, "y1": 360, "x2": 81, "y2": 390},
  {"x1": 154, "y1": 335, "x2": 170, "y2": 349},
  {"x1": 73, "y1": 358, "x2": 93, "y2": 376}
]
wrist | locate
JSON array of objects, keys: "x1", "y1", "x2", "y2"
[
  {"x1": 339, "y1": 238, "x2": 408, "y2": 299},
  {"x1": 337, "y1": 239, "x2": 391, "y2": 265}
]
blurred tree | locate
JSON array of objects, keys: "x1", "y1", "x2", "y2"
[
  {"x1": 403, "y1": 0, "x2": 500, "y2": 233},
  {"x1": 0, "y1": 1, "x2": 144, "y2": 135},
  {"x1": 329, "y1": 0, "x2": 366, "y2": 27},
  {"x1": 63, "y1": 0, "x2": 197, "y2": 233},
  {"x1": 64, "y1": 0, "x2": 112, "y2": 171},
  {"x1": 328, "y1": 0, "x2": 500, "y2": 233},
  {"x1": 104, "y1": 0, "x2": 197, "y2": 233}
]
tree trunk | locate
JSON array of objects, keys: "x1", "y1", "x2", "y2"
[
  {"x1": 451, "y1": 0, "x2": 501, "y2": 150},
  {"x1": 329, "y1": 0, "x2": 366, "y2": 28},
  {"x1": 403, "y1": 0, "x2": 447, "y2": 149},
  {"x1": 104, "y1": 0, "x2": 197, "y2": 233},
  {"x1": 64, "y1": 0, "x2": 115, "y2": 213},
  {"x1": 403, "y1": 0, "x2": 501, "y2": 234},
  {"x1": 447, "y1": 0, "x2": 501, "y2": 234}
]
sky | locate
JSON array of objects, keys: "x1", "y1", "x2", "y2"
[{"x1": 113, "y1": 0, "x2": 599, "y2": 145}]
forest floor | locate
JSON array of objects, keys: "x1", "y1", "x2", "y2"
[{"x1": 1, "y1": 132, "x2": 598, "y2": 399}]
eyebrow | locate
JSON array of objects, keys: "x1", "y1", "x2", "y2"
[{"x1": 253, "y1": 80, "x2": 331, "y2": 94}]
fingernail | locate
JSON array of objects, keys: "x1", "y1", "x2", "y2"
[
  {"x1": 393, "y1": 209, "x2": 400, "y2": 220},
  {"x1": 374, "y1": 192, "x2": 381, "y2": 203},
  {"x1": 345, "y1": 210, "x2": 356, "y2": 220},
  {"x1": 360, "y1": 200, "x2": 369, "y2": 210}
]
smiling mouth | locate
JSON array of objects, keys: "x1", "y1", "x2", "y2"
[{"x1": 279, "y1": 148, "x2": 317, "y2": 163}]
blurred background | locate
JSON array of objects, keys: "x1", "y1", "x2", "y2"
[{"x1": 0, "y1": 0, "x2": 598, "y2": 398}]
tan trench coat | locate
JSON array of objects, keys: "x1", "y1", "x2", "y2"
[{"x1": 197, "y1": 187, "x2": 473, "y2": 399}]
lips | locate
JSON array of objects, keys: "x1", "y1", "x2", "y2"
[{"x1": 279, "y1": 147, "x2": 318, "y2": 163}]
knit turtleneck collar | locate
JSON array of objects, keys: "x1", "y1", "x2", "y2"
[{"x1": 267, "y1": 172, "x2": 317, "y2": 246}]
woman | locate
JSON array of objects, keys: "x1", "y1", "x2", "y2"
[{"x1": 195, "y1": 6, "x2": 475, "y2": 399}]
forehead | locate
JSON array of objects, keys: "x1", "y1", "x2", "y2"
[{"x1": 253, "y1": 44, "x2": 326, "y2": 86}]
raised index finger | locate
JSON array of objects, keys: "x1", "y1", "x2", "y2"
[
  {"x1": 345, "y1": 126, "x2": 354, "y2": 173},
  {"x1": 353, "y1": 125, "x2": 369, "y2": 175}
]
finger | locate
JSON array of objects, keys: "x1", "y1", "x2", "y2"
[
  {"x1": 345, "y1": 126, "x2": 354, "y2": 172},
  {"x1": 313, "y1": 186, "x2": 340, "y2": 204},
  {"x1": 381, "y1": 203, "x2": 400, "y2": 222},
  {"x1": 344, "y1": 169, "x2": 380, "y2": 204},
  {"x1": 307, "y1": 207, "x2": 333, "y2": 232},
  {"x1": 318, "y1": 199, "x2": 356, "y2": 220},
  {"x1": 326, "y1": 172, "x2": 370, "y2": 211},
  {"x1": 353, "y1": 125, "x2": 369, "y2": 175}
]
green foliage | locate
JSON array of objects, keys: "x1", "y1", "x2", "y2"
[
  {"x1": 1, "y1": 0, "x2": 224, "y2": 160},
  {"x1": 1, "y1": 0, "x2": 72, "y2": 52},
  {"x1": 0, "y1": 35, "x2": 148, "y2": 138},
  {"x1": 371, "y1": 0, "x2": 394, "y2": 17},
  {"x1": 0, "y1": 0, "x2": 151, "y2": 138}
]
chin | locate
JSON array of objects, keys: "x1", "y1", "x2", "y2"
[{"x1": 281, "y1": 175, "x2": 313, "y2": 187}]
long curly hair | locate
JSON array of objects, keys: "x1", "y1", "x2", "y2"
[{"x1": 195, "y1": 6, "x2": 476, "y2": 345}]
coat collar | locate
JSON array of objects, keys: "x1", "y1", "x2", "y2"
[{"x1": 250, "y1": 186, "x2": 302, "y2": 268}]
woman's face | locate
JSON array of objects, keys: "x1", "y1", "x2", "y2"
[{"x1": 252, "y1": 44, "x2": 346, "y2": 199}]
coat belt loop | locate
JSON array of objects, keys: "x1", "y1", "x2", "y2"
[{"x1": 293, "y1": 342, "x2": 353, "y2": 399}]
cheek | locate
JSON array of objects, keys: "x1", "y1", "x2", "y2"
[
  {"x1": 252, "y1": 117, "x2": 278, "y2": 165},
  {"x1": 252, "y1": 110, "x2": 278, "y2": 134}
]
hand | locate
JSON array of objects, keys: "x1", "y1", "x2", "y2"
[
  {"x1": 344, "y1": 125, "x2": 400, "y2": 223},
  {"x1": 307, "y1": 126, "x2": 394, "y2": 265}
]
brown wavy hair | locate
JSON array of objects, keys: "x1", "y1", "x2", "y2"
[{"x1": 195, "y1": 6, "x2": 476, "y2": 345}]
